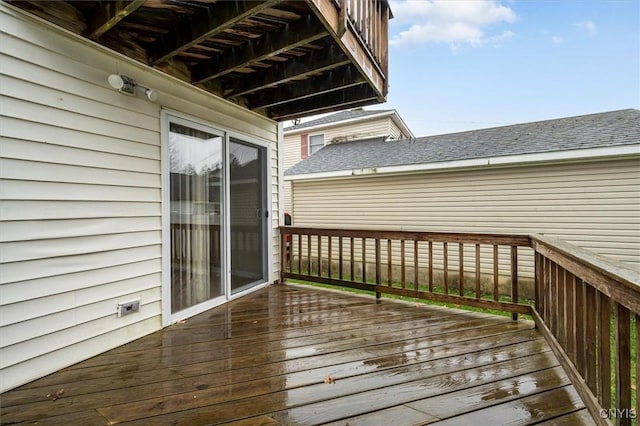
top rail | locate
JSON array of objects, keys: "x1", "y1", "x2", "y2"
[{"x1": 283, "y1": 226, "x2": 531, "y2": 247}]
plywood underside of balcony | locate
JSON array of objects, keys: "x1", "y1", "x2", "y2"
[{"x1": 0, "y1": 284, "x2": 594, "y2": 425}]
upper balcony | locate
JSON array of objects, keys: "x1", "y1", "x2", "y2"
[{"x1": 6, "y1": 0, "x2": 391, "y2": 121}]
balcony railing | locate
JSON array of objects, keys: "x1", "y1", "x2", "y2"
[
  {"x1": 342, "y1": 0, "x2": 390, "y2": 76},
  {"x1": 280, "y1": 226, "x2": 639, "y2": 425}
]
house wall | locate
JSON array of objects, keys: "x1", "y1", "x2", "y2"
[
  {"x1": 0, "y1": 5, "x2": 280, "y2": 392},
  {"x1": 283, "y1": 115, "x2": 405, "y2": 215},
  {"x1": 290, "y1": 158, "x2": 640, "y2": 274}
]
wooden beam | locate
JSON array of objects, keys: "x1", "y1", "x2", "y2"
[
  {"x1": 248, "y1": 64, "x2": 365, "y2": 109},
  {"x1": 268, "y1": 97, "x2": 375, "y2": 121},
  {"x1": 148, "y1": 0, "x2": 280, "y2": 65},
  {"x1": 192, "y1": 15, "x2": 328, "y2": 84},
  {"x1": 268, "y1": 83, "x2": 378, "y2": 120},
  {"x1": 88, "y1": 0, "x2": 145, "y2": 40},
  {"x1": 225, "y1": 44, "x2": 350, "y2": 98}
]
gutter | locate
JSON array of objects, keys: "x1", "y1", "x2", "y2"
[{"x1": 283, "y1": 110, "x2": 397, "y2": 135}]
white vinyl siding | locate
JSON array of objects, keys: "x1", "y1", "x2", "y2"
[
  {"x1": 282, "y1": 115, "x2": 405, "y2": 214},
  {"x1": 0, "y1": 4, "x2": 279, "y2": 392},
  {"x1": 291, "y1": 158, "x2": 640, "y2": 270}
]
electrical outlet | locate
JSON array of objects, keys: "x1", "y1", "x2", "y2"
[{"x1": 117, "y1": 299, "x2": 140, "y2": 317}]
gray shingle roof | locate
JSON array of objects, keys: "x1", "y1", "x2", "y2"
[
  {"x1": 285, "y1": 109, "x2": 640, "y2": 176},
  {"x1": 283, "y1": 109, "x2": 394, "y2": 132}
]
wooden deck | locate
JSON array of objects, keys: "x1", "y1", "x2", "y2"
[{"x1": 0, "y1": 284, "x2": 594, "y2": 425}]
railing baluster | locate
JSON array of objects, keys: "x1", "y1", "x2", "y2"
[
  {"x1": 585, "y1": 284, "x2": 597, "y2": 391},
  {"x1": 338, "y1": 236, "x2": 343, "y2": 280},
  {"x1": 307, "y1": 234, "x2": 311, "y2": 275},
  {"x1": 444, "y1": 242, "x2": 449, "y2": 294},
  {"x1": 387, "y1": 239, "x2": 392, "y2": 285},
  {"x1": 375, "y1": 238, "x2": 381, "y2": 299},
  {"x1": 598, "y1": 292, "x2": 611, "y2": 408},
  {"x1": 566, "y1": 271, "x2": 576, "y2": 364},
  {"x1": 318, "y1": 235, "x2": 322, "y2": 277},
  {"x1": 297, "y1": 234, "x2": 302, "y2": 273},
  {"x1": 632, "y1": 314, "x2": 640, "y2": 422},
  {"x1": 615, "y1": 304, "x2": 631, "y2": 425},
  {"x1": 535, "y1": 252, "x2": 541, "y2": 314},
  {"x1": 475, "y1": 244, "x2": 481, "y2": 299},
  {"x1": 288, "y1": 231, "x2": 293, "y2": 273},
  {"x1": 459, "y1": 243, "x2": 464, "y2": 297},
  {"x1": 575, "y1": 278, "x2": 586, "y2": 378},
  {"x1": 550, "y1": 260, "x2": 557, "y2": 334},
  {"x1": 414, "y1": 240, "x2": 419, "y2": 291},
  {"x1": 557, "y1": 268, "x2": 566, "y2": 348},
  {"x1": 428, "y1": 241, "x2": 433, "y2": 292},
  {"x1": 361, "y1": 237, "x2": 366, "y2": 282},
  {"x1": 493, "y1": 244, "x2": 499, "y2": 300},
  {"x1": 511, "y1": 245, "x2": 518, "y2": 320},
  {"x1": 328, "y1": 236, "x2": 332, "y2": 278},
  {"x1": 350, "y1": 236, "x2": 354, "y2": 281},
  {"x1": 401, "y1": 239, "x2": 405, "y2": 289},
  {"x1": 616, "y1": 303, "x2": 631, "y2": 426},
  {"x1": 543, "y1": 257, "x2": 551, "y2": 325}
]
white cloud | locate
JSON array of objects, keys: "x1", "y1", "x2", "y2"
[
  {"x1": 389, "y1": 0, "x2": 517, "y2": 48},
  {"x1": 552, "y1": 35, "x2": 563, "y2": 44},
  {"x1": 574, "y1": 20, "x2": 597, "y2": 36}
]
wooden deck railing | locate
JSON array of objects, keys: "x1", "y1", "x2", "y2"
[
  {"x1": 531, "y1": 235, "x2": 639, "y2": 426},
  {"x1": 280, "y1": 227, "x2": 534, "y2": 318},
  {"x1": 280, "y1": 226, "x2": 639, "y2": 424},
  {"x1": 342, "y1": 0, "x2": 389, "y2": 71}
]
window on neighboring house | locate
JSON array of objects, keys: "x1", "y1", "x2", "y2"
[{"x1": 309, "y1": 134, "x2": 325, "y2": 155}]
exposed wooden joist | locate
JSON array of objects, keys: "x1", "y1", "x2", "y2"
[
  {"x1": 248, "y1": 64, "x2": 365, "y2": 109},
  {"x1": 148, "y1": 0, "x2": 281, "y2": 65},
  {"x1": 269, "y1": 83, "x2": 378, "y2": 120},
  {"x1": 88, "y1": 0, "x2": 145, "y2": 40},
  {"x1": 225, "y1": 44, "x2": 350, "y2": 98},
  {"x1": 191, "y1": 14, "x2": 328, "y2": 84}
]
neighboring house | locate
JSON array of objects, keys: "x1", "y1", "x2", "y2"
[
  {"x1": 283, "y1": 108, "x2": 414, "y2": 213},
  {"x1": 285, "y1": 109, "x2": 640, "y2": 274},
  {"x1": 0, "y1": 0, "x2": 391, "y2": 392}
]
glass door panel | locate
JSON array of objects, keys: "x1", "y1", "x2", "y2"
[
  {"x1": 229, "y1": 138, "x2": 267, "y2": 294},
  {"x1": 169, "y1": 122, "x2": 224, "y2": 313}
]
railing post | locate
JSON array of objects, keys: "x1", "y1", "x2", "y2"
[{"x1": 280, "y1": 230, "x2": 287, "y2": 284}]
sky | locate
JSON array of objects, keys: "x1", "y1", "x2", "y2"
[{"x1": 312, "y1": 0, "x2": 640, "y2": 137}]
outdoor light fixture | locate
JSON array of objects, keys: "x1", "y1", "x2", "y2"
[{"x1": 107, "y1": 73, "x2": 157, "y2": 101}]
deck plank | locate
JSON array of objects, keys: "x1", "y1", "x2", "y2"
[
  {"x1": 431, "y1": 385, "x2": 585, "y2": 425},
  {"x1": 0, "y1": 284, "x2": 595, "y2": 425}
]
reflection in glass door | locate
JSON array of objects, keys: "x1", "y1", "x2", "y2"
[
  {"x1": 229, "y1": 138, "x2": 267, "y2": 294},
  {"x1": 169, "y1": 122, "x2": 224, "y2": 313}
]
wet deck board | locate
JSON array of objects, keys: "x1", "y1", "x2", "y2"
[{"x1": 0, "y1": 284, "x2": 595, "y2": 425}]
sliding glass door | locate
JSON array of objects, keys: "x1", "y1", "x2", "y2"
[
  {"x1": 164, "y1": 113, "x2": 269, "y2": 323},
  {"x1": 229, "y1": 138, "x2": 268, "y2": 294},
  {"x1": 168, "y1": 122, "x2": 224, "y2": 313}
]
